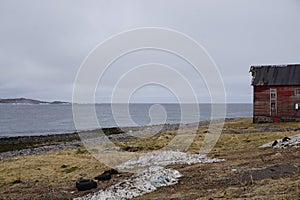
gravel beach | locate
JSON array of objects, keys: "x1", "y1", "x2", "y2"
[{"x1": 0, "y1": 122, "x2": 204, "y2": 160}]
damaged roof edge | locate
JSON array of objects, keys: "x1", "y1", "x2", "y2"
[{"x1": 250, "y1": 64, "x2": 300, "y2": 86}]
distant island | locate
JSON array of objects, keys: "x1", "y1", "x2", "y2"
[{"x1": 0, "y1": 98, "x2": 69, "y2": 104}]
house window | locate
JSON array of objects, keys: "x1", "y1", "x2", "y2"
[
  {"x1": 271, "y1": 102, "x2": 276, "y2": 111},
  {"x1": 270, "y1": 89, "x2": 277, "y2": 100},
  {"x1": 295, "y1": 89, "x2": 300, "y2": 97}
]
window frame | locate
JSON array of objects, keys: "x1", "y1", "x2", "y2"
[
  {"x1": 270, "y1": 88, "x2": 277, "y2": 100},
  {"x1": 295, "y1": 88, "x2": 300, "y2": 97}
]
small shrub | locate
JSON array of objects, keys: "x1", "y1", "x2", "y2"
[
  {"x1": 65, "y1": 166, "x2": 79, "y2": 173},
  {"x1": 12, "y1": 179, "x2": 22, "y2": 184},
  {"x1": 61, "y1": 164, "x2": 69, "y2": 168},
  {"x1": 76, "y1": 148, "x2": 88, "y2": 154}
]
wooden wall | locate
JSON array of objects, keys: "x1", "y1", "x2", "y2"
[{"x1": 253, "y1": 85, "x2": 300, "y2": 122}]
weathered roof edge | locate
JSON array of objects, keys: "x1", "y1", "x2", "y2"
[
  {"x1": 250, "y1": 63, "x2": 300, "y2": 68},
  {"x1": 250, "y1": 64, "x2": 300, "y2": 86}
]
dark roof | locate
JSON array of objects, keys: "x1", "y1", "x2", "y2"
[{"x1": 250, "y1": 64, "x2": 300, "y2": 86}]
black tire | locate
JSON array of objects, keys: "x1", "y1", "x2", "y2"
[
  {"x1": 94, "y1": 172, "x2": 111, "y2": 181},
  {"x1": 76, "y1": 179, "x2": 97, "y2": 191},
  {"x1": 104, "y1": 169, "x2": 119, "y2": 175}
]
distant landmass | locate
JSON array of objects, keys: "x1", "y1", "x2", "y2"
[{"x1": 0, "y1": 98, "x2": 69, "y2": 104}]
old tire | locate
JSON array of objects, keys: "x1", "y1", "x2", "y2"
[
  {"x1": 76, "y1": 179, "x2": 97, "y2": 191},
  {"x1": 104, "y1": 169, "x2": 119, "y2": 175},
  {"x1": 95, "y1": 172, "x2": 111, "y2": 181}
]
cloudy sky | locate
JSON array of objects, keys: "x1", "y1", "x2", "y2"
[{"x1": 1, "y1": 0, "x2": 300, "y2": 103}]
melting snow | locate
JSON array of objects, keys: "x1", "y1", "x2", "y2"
[
  {"x1": 74, "y1": 166, "x2": 181, "y2": 200},
  {"x1": 117, "y1": 150, "x2": 225, "y2": 170},
  {"x1": 74, "y1": 151, "x2": 224, "y2": 200},
  {"x1": 260, "y1": 134, "x2": 300, "y2": 148}
]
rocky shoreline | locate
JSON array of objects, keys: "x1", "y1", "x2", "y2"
[
  {"x1": 0, "y1": 122, "x2": 204, "y2": 161},
  {"x1": 0, "y1": 141, "x2": 82, "y2": 161},
  {"x1": 3, "y1": 118, "x2": 299, "y2": 161}
]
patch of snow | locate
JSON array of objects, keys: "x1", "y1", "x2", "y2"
[
  {"x1": 74, "y1": 166, "x2": 181, "y2": 200},
  {"x1": 74, "y1": 151, "x2": 224, "y2": 200},
  {"x1": 117, "y1": 150, "x2": 224, "y2": 170},
  {"x1": 260, "y1": 134, "x2": 300, "y2": 148}
]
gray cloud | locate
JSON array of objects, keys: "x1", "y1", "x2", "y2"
[{"x1": 0, "y1": 0, "x2": 300, "y2": 103}]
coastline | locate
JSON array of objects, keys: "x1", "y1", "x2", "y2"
[
  {"x1": 1, "y1": 117, "x2": 299, "y2": 160},
  {"x1": 0, "y1": 103, "x2": 253, "y2": 138},
  {"x1": 0, "y1": 121, "x2": 205, "y2": 160}
]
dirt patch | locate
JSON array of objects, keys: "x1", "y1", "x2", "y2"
[
  {"x1": 240, "y1": 164, "x2": 299, "y2": 184},
  {"x1": 134, "y1": 148, "x2": 300, "y2": 200}
]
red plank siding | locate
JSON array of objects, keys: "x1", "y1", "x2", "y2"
[{"x1": 253, "y1": 85, "x2": 300, "y2": 122}]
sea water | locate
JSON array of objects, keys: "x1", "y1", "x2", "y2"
[{"x1": 0, "y1": 104, "x2": 252, "y2": 137}]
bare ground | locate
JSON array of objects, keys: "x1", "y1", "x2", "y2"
[
  {"x1": 134, "y1": 145, "x2": 300, "y2": 200},
  {"x1": 0, "y1": 118, "x2": 300, "y2": 199}
]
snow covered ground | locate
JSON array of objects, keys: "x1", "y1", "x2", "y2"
[
  {"x1": 74, "y1": 166, "x2": 181, "y2": 200},
  {"x1": 75, "y1": 151, "x2": 224, "y2": 200},
  {"x1": 117, "y1": 150, "x2": 224, "y2": 170},
  {"x1": 260, "y1": 134, "x2": 300, "y2": 148}
]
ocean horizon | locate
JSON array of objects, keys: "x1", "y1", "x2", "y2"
[{"x1": 0, "y1": 103, "x2": 252, "y2": 137}]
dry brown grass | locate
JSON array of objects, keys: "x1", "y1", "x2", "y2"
[
  {"x1": 0, "y1": 118, "x2": 299, "y2": 199},
  {"x1": 0, "y1": 149, "x2": 132, "y2": 199},
  {"x1": 0, "y1": 149, "x2": 101, "y2": 185}
]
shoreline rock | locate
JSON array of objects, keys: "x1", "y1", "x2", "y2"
[{"x1": 0, "y1": 122, "x2": 204, "y2": 160}]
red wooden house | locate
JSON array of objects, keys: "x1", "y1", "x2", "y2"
[{"x1": 250, "y1": 64, "x2": 300, "y2": 123}]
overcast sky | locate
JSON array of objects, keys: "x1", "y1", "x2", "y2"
[{"x1": 1, "y1": 0, "x2": 300, "y2": 103}]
